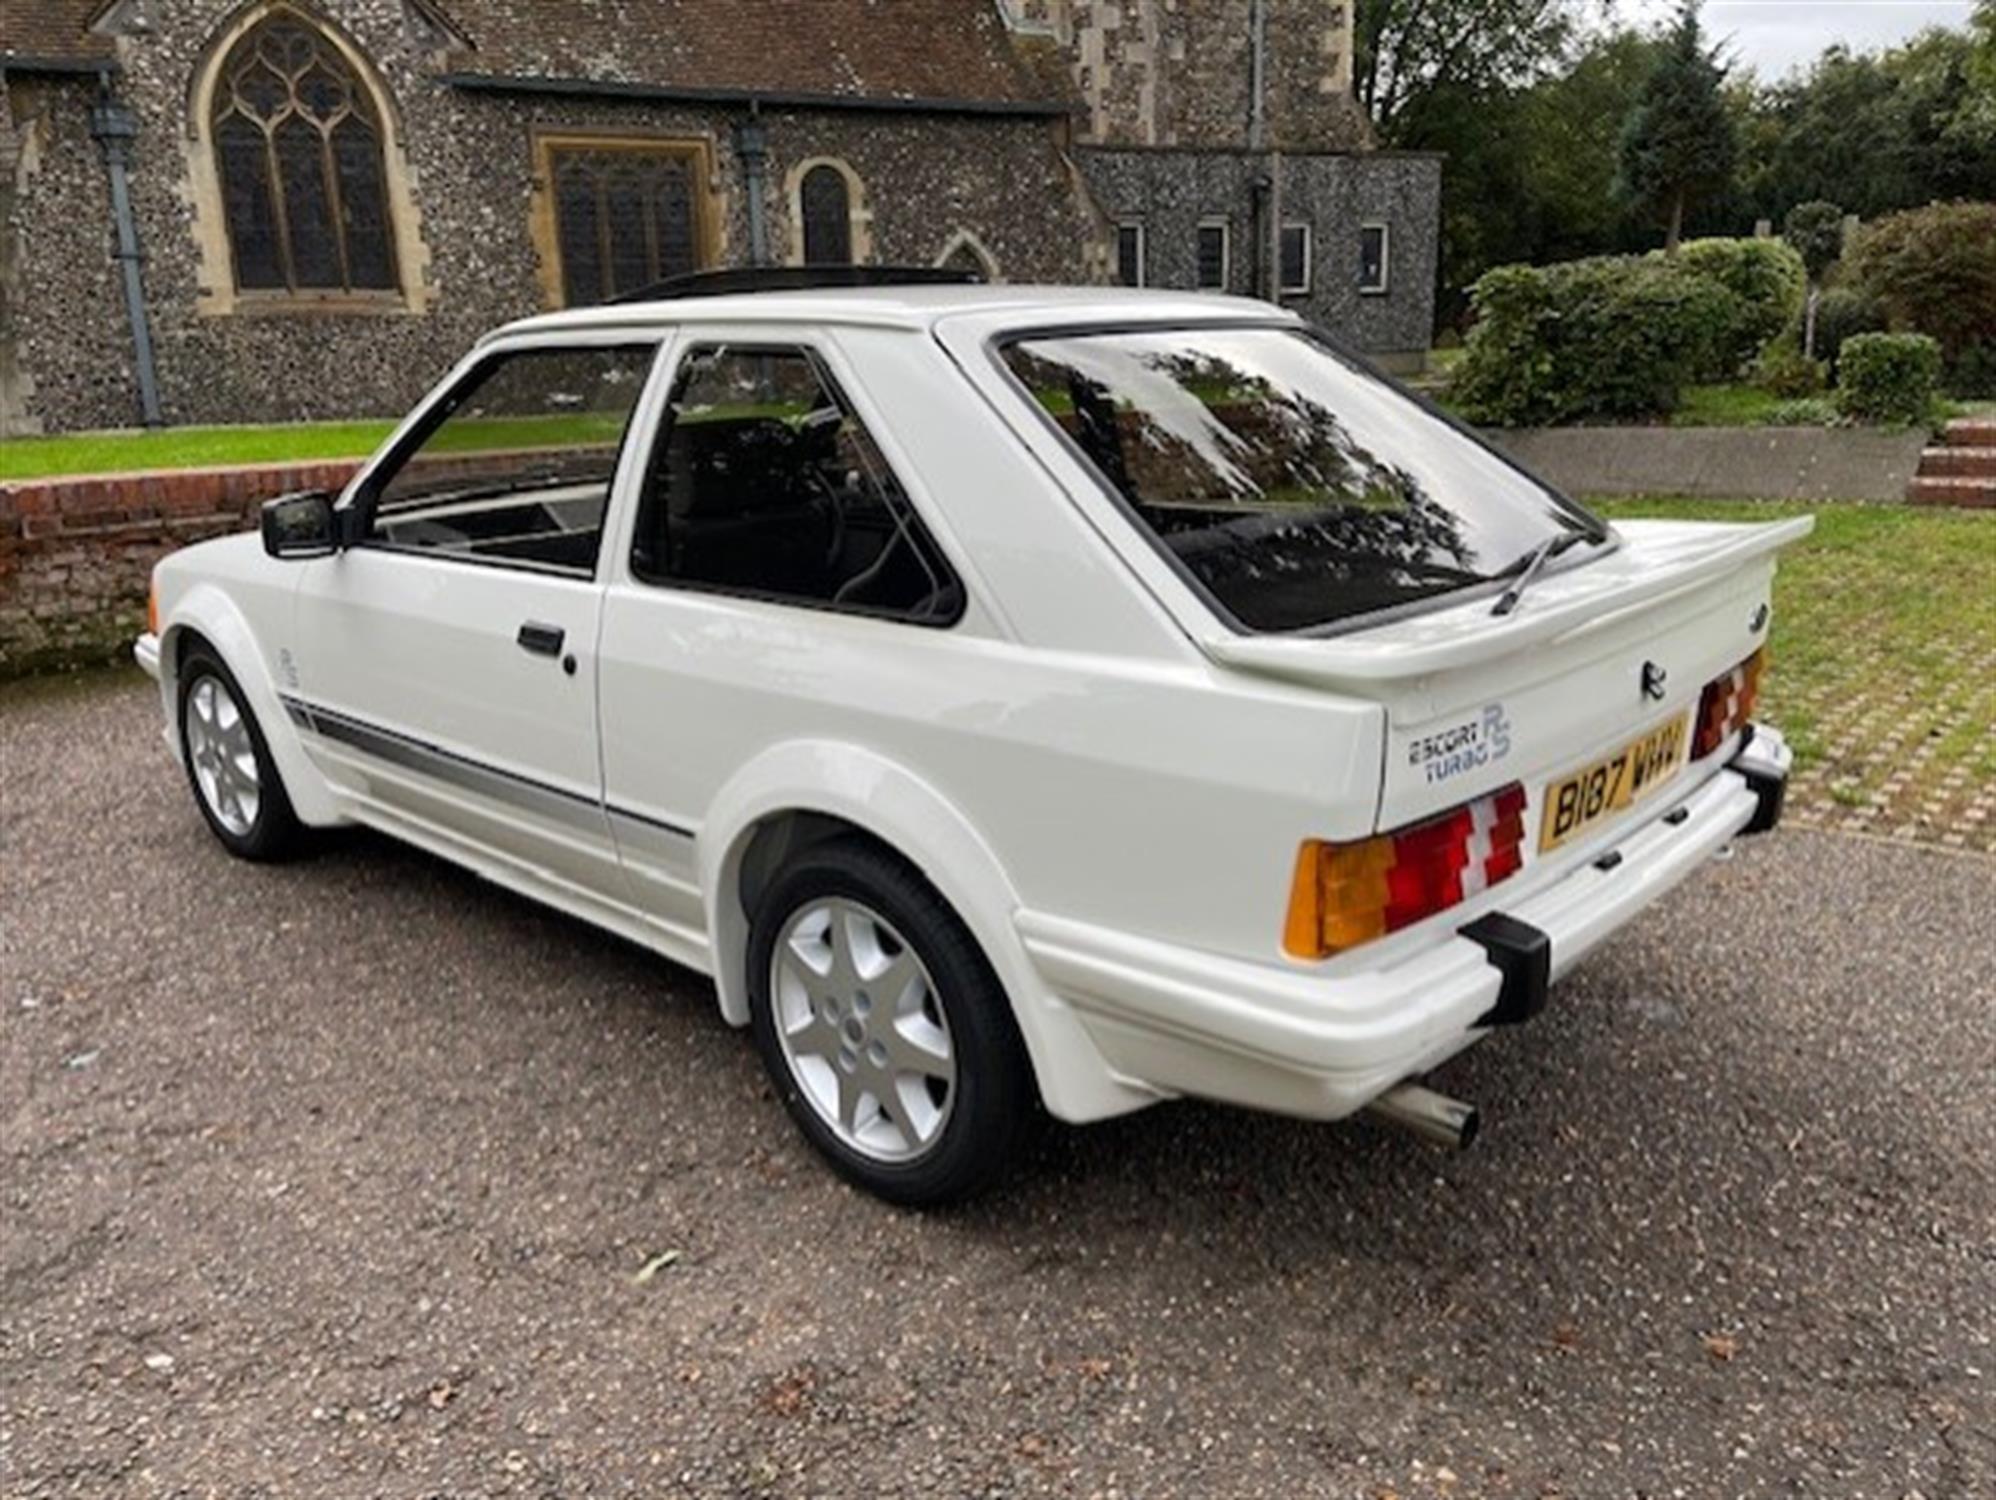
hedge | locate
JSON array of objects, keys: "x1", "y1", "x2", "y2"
[
  {"x1": 1666, "y1": 237, "x2": 1807, "y2": 377},
  {"x1": 1453, "y1": 253, "x2": 1741, "y2": 426},
  {"x1": 1848, "y1": 202, "x2": 1996, "y2": 375},
  {"x1": 1836, "y1": 332, "x2": 1941, "y2": 425}
]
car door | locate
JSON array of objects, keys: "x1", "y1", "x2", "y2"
[{"x1": 286, "y1": 334, "x2": 669, "y2": 898}]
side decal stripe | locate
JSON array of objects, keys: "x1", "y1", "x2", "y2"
[{"x1": 279, "y1": 694, "x2": 695, "y2": 841}]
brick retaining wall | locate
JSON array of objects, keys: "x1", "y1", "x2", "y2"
[{"x1": 0, "y1": 461, "x2": 361, "y2": 672}]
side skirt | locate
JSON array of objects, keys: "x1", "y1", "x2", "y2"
[{"x1": 334, "y1": 787, "x2": 718, "y2": 984}]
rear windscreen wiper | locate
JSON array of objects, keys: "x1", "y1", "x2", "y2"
[{"x1": 1491, "y1": 530, "x2": 1588, "y2": 616}]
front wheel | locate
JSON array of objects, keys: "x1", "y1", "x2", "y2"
[
  {"x1": 747, "y1": 840, "x2": 1035, "y2": 1206},
  {"x1": 177, "y1": 643, "x2": 302, "y2": 861}
]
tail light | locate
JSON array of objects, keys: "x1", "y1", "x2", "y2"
[
  {"x1": 1284, "y1": 783, "x2": 1528, "y2": 960},
  {"x1": 1692, "y1": 648, "x2": 1765, "y2": 759}
]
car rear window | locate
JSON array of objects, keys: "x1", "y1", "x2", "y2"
[{"x1": 999, "y1": 326, "x2": 1604, "y2": 633}]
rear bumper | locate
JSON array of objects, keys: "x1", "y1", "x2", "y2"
[
  {"x1": 1019, "y1": 725, "x2": 1788, "y2": 1122},
  {"x1": 134, "y1": 631, "x2": 162, "y2": 681}
]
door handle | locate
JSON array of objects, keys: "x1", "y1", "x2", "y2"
[{"x1": 516, "y1": 621, "x2": 566, "y2": 657}]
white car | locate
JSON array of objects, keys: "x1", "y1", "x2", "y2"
[{"x1": 136, "y1": 273, "x2": 1806, "y2": 1204}]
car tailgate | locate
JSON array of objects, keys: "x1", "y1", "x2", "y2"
[{"x1": 1198, "y1": 516, "x2": 1812, "y2": 836}]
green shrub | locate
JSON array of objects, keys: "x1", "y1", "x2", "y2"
[
  {"x1": 1836, "y1": 332, "x2": 1942, "y2": 424},
  {"x1": 1453, "y1": 255, "x2": 1739, "y2": 425},
  {"x1": 1751, "y1": 340, "x2": 1827, "y2": 397},
  {"x1": 1666, "y1": 237, "x2": 1807, "y2": 376},
  {"x1": 1812, "y1": 286, "x2": 1888, "y2": 373},
  {"x1": 1848, "y1": 202, "x2": 1996, "y2": 367}
]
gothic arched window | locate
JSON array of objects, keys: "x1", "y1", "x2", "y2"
[
  {"x1": 800, "y1": 164, "x2": 854, "y2": 265},
  {"x1": 210, "y1": 12, "x2": 398, "y2": 294}
]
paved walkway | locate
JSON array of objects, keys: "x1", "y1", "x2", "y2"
[{"x1": 1778, "y1": 633, "x2": 1996, "y2": 855}]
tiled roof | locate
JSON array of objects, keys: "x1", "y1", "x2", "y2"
[
  {"x1": 445, "y1": 0, "x2": 1072, "y2": 108},
  {"x1": 0, "y1": 0, "x2": 113, "y2": 68}
]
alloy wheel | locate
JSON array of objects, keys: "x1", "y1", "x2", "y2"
[
  {"x1": 184, "y1": 674, "x2": 262, "y2": 838},
  {"x1": 769, "y1": 896, "x2": 956, "y2": 1162}
]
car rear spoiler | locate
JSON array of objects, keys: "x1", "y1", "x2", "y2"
[{"x1": 1195, "y1": 516, "x2": 1814, "y2": 696}]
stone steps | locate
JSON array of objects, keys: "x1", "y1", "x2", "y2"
[
  {"x1": 1916, "y1": 445, "x2": 1996, "y2": 478},
  {"x1": 1906, "y1": 477, "x2": 1996, "y2": 508},
  {"x1": 1904, "y1": 419, "x2": 1996, "y2": 507}
]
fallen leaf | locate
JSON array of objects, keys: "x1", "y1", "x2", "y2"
[
  {"x1": 428, "y1": 1381, "x2": 455, "y2": 1409},
  {"x1": 1702, "y1": 1332, "x2": 1740, "y2": 1362},
  {"x1": 763, "y1": 1368, "x2": 817, "y2": 1417},
  {"x1": 633, "y1": 1249, "x2": 682, "y2": 1285}
]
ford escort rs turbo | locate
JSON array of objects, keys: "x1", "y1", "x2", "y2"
[{"x1": 137, "y1": 273, "x2": 1804, "y2": 1203}]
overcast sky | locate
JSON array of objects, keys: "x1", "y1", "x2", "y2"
[{"x1": 1622, "y1": 1, "x2": 1979, "y2": 78}]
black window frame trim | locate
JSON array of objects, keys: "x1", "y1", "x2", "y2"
[
  {"x1": 983, "y1": 317, "x2": 1616, "y2": 640},
  {"x1": 623, "y1": 339, "x2": 968, "y2": 630},
  {"x1": 344, "y1": 338, "x2": 667, "y2": 580}
]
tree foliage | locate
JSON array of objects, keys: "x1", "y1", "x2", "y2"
[
  {"x1": 1382, "y1": 24, "x2": 1664, "y2": 326},
  {"x1": 1781, "y1": 202, "x2": 1845, "y2": 283},
  {"x1": 1616, "y1": 4, "x2": 1737, "y2": 250},
  {"x1": 1733, "y1": 24, "x2": 1996, "y2": 223},
  {"x1": 1847, "y1": 202, "x2": 1996, "y2": 381},
  {"x1": 1352, "y1": 0, "x2": 1583, "y2": 136},
  {"x1": 1356, "y1": 1, "x2": 1992, "y2": 337}
]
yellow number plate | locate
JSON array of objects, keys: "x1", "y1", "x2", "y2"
[{"x1": 1539, "y1": 713, "x2": 1691, "y2": 853}]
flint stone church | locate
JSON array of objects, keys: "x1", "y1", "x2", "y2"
[{"x1": 0, "y1": 0, "x2": 1439, "y2": 435}]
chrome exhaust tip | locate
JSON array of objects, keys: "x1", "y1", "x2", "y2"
[{"x1": 1365, "y1": 1083, "x2": 1480, "y2": 1151}]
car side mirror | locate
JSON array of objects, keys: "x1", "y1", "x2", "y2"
[{"x1": 261, "y1": 490, "x2": 339, "y2": 559}]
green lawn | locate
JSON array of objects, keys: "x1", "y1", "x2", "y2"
[
  {"x1": 1591, "y1": 496, "x2": 1996, "y2": 852},
  {"x1": 0, "y1": 420, "x2": 402, "y2": 480},
  {"x1": 1668, "y1": 384, "x2": 1813, "y2": 427}
]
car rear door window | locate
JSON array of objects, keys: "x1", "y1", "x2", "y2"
[
  {"x1": 361, "y1": 343, "x2": 658, "y2": 575},
  {"x1": 628, "y1": 344, "x2": 962, "y2": 624}
]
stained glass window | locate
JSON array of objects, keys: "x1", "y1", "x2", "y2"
[
  {"x1": 210, "y1": 15, "x2": 398, "y2": 295},
  {"x1": 550, "y1": 147, "x2": 704, "y2": 305}
]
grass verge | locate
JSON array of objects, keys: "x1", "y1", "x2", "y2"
[
  {"x1": 1591, "y1": 496, "x2": 1996, "y2": 854},
  {"x1": 0, "y1": 421, "x2": 398, "y2": 480}
]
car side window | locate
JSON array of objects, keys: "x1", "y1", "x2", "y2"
[
  {"x1": 629, "y1": 344, "x2": 962, "y2": 623},
  {"x1": 361, "y1": 343, "x2": 658, "y2": 575}
]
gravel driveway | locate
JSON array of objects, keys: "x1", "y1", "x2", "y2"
[{"x1": 4, "y1": 672, "x2": 1992, "y2": 1499}]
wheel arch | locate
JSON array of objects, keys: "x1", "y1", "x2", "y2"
[
  {"x1": 161, "y1": 584, "x2": 342, "y2": 827},
  {"x1": 699, "y1": 740, "x2": 1155, "y2": 1124}
]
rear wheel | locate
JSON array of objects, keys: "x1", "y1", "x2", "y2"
[
  {"x1": 748, "y1": 840, "x2": 1035, "y2": 1206},
  {"x1": 177, "y1": 643, "x2": 302, "y2": 861}
]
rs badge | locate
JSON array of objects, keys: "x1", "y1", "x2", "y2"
[{"x1": 1641, "y1": 661, "x2": 1668, "y2": 702}]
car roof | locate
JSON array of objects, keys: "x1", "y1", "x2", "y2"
[{"x1": 487, "y1": 284, "x2": 1300, "y2": 343}]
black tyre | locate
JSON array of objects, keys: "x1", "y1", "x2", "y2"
[
  {"x1": 176, "y1": 641, "x2": 303, "y2": 861},
  {"x1": 747, "y1": 838, "x2": 1036, "y2": 1206}
]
